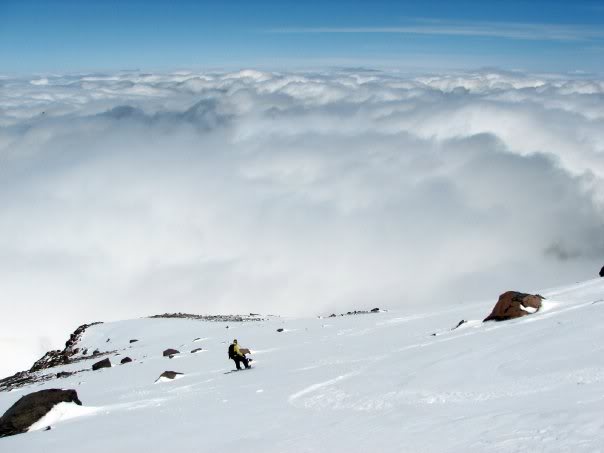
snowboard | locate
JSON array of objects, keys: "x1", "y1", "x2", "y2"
[{"x1": 223, "y1": 366, "x2": 253, "y2": 375}]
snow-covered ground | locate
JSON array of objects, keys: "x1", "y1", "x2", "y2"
[{"x1": 2, "y1": 278, "x2": 604, "y2": 452}]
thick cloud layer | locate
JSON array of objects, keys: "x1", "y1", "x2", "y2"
[{"x1": 1, "y1": 69, "x2": 603, "y2": 377}]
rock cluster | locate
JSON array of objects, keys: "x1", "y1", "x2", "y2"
[
  {"x1": 327, "y1": 308, "x2": 382, "y2": 318},
  {"x1": 150, "y1": 313, "x2": 264, "y2": 322}
]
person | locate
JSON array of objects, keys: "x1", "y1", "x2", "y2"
[{"x1": 228, "y1": 339, "x2": 250, "y2": 370}]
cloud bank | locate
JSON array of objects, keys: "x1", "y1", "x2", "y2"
[{"x1": 1, "y1": 68, "x2": 603, "y2": 377}]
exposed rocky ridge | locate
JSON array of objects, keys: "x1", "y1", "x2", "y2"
[
  {"x1": 149, "y1": 313, "x2": 264, "y2": 322},
  {"x1": 0, "y1": 322, "x2": 105, "y2": 392},
  {"x1": 30, "y1": 322, "x2": 103, "y2": 372},
  {"x1": 325, "y1": 308, "x2": 382, "y2": 318}
]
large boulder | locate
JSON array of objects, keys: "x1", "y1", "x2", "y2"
[
  {"x1": 483, "y1": 291, "x2": 543, "y2": 322},
  {"x1": 0, "y1": 389, "x2": 82, "y2": 437},
  {"x1": 92, "y1": 358, "x2": 111, "y2": 371}
]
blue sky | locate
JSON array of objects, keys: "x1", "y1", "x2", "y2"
[{"x1": 1, "y1": 0, "x2": 604, "y2": 73}]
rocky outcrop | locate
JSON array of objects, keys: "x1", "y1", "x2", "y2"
[
  {"x1": 1, "y1": 322, "x2": 106, "y2": 393},
  {"x1": 0, "y1": 389, "x2": 82, "y2": 437},
  {"x1": 29, "y1": 322, "x2": 102, "y2": 372},
  {"x1": 92, "y1": 358, "x2": 111, "y2": 371},
  {"x1": 483, "y1": 291, "x2": 544, "y2": 322}
]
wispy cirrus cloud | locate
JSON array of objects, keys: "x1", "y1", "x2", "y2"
[{"x1": 269, "y1": 19, "x2": 604, "y2": 42}]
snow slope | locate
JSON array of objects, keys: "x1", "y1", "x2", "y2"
[{"x1": 2, "y1": 278, "x2": 604, "y2": 452}]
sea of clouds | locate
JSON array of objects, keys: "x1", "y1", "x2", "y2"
[{"x1": 1, "y1": 68, "x2": 603, "y2": 377}]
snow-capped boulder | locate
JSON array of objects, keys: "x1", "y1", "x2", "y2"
[
  {"x1": 92, "y1": 358, "x2": 111, "y2": 371},
  {"x1": 0, "y1": 389, "x2": 82, "y2": 438},
  {"x1": 483, "y1": 291, "x2": 543, "y2": 322}
]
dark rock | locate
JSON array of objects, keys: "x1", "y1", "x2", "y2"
[
  {"x1": 163, "y1": 348, "x2": 180, "y2": 357},
  {"x1": 191, "y1": 348, "x2": 203, "y2": 354},
  {"x1": 92, "y1": 358, "x2": 111, "y2": 371},
  {"x1": 329, "y1": 313, "x2": 336, "y2": 318},
  {"x1": 600, "y1": 266, "x2": 604, "y2": 277},
  {"x1": 371, "y1": 308, "x2": 380, "y2": 313},
  {"x1": 92, "y1": 349, "x2": 100, "y2": 355},
  {"x1": 193, "y1": 338, "x2": 201, "y2": 342},
  {"x1": 276, "y1": 328, "x2": 284, "y2": 332},
  {"x1": 452, "y1": 320, "x2": 467, "y2": 330},
  {"x1": 0, "y1": 389, "x2": 82, "y2": 437},
  {"x1": 483, "y1": 291, "x2": 544, "y2": 322},
  {"x1": 156, "y1": 371, "x2": 183, "y2": 381},
  {"x1": 44, "y1": 426, "x2": 51, "y2": 431},
  {"x1": 129, "y1": 339, "x2": 138, "y2": 344},
  {"x1": 120, "y1": 357, "x2": 133, "y2": 364},
  {"x1": 56, "y1": 371, "x2": 73, "y2": 379},
  {"x1": 106, "y1": 338, "x2": 110, "y2": 343}
]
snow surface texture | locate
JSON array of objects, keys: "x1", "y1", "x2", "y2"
[
  {"x1": 2, "y1": 278, "x2": 604, "y2": 452},
  {"x1": 2, "y1": 69, "x2": 604, "y2": 377}
]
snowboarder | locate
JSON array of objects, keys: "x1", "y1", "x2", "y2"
[{"x1": 228, "y1": 339, "x2": 250, "y2": 370}]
